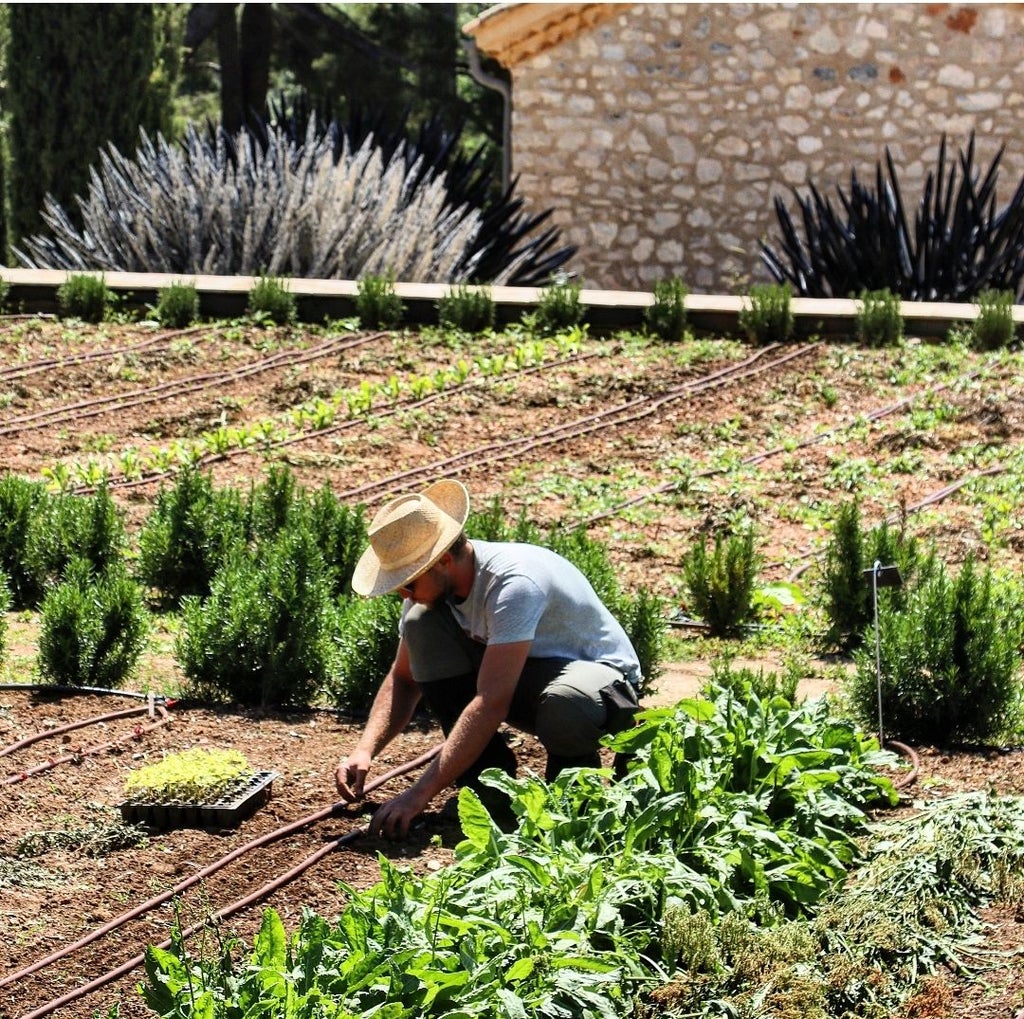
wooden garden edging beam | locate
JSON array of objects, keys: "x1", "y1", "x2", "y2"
[{"x1": 0, "y1": 267, "x2": 1019, "y2": 340}]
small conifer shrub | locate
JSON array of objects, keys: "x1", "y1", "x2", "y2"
[
  {"x1": 682, "y1": 529, "x2": 760, "y2": 636},
  {"x1": 532, "y1": 277, "x2": 583, "y2": 336},
  {"x1": 247, "y1": 275, "x2": 297, "y2": 325},
  {"x1": 155, "y1": 280, "x2": 200, "y2": 328},
  {"x1": 437, "y1": 284, "x2": 495, "y2": 334},
  {"x1": 644, "y1": 277, "x2": 689, "y2": 342},
  {"x1": 856, "y1": 289, "x2": 903, "y2": 347},
  {"x1": 971, "y1": 289, "x2": 1016, "y2": 351},
  {"x1": 176, "y1": 524, "x2": 339, "y2": 708},
  {"x1": 850, "y1": 554, "x2": 1023, "y2": 745},
  {"x1": 738, "y1": 283, "x2": 794, "y2": 345},
  {"x1": 355, "y1": 273, "x2": 404, "y2": 329},
  {"x1": 820, "y1": 499, "x2": 921, "y2": 651},
  {"x1": 38, "y1": 560, "x2": 150, "y2": 688},
  {"x1": 57, "y1": 273, "x2": 111, "y2": 323}
]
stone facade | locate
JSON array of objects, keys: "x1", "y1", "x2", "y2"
[{"x1": 469, "y1": 3, "x2": 1024, "y2": 293}]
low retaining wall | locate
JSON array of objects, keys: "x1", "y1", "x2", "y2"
[{"x1": 0, "y1": 267, "x2": 1018, "y2": 341}]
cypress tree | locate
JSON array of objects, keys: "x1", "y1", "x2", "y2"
[{"x1": 6, "y1": 5, "x2": 166, "y2": 245}]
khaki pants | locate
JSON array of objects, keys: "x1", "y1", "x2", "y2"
[{"x1": 403, "y1": 602, "x2": 639, "y2": 783}]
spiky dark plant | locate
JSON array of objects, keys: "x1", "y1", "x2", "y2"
[{"x1": 762, "y1": 132, "x2": 1024, "y2": 301}]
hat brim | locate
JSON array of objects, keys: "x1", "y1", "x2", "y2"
[{"x1": 351, "y1": 480, "x2": 469, "y2": 597}]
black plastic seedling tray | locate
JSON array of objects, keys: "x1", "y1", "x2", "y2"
[{"x1": 119, "y1": 771, "x2": 279, "y2": 830}]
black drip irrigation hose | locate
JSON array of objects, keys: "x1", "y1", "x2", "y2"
[{"x1": 5, "y1": 743, "x2": 442, "y2": 1019}]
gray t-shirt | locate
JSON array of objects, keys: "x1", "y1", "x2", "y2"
[{"x1": 448, "y1": 540, "x2": 641, "y2": 684}]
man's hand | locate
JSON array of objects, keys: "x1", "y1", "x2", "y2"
[
  {"x1": 369, "y1": 787, "x2": 430, "y2": 840},
  {"x1": 336, "y1": 749, "x2": 372, "y2": 802}
]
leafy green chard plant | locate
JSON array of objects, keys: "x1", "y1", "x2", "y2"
[
  {"x1": 355, "y1": 272, "x2": 404, "y2": 329},
  {"x1": 971, "y1": 288, "x2": 1016, "y2": 350},
  {"x1": 124, "y1": 748, "x2": 252, "y2": 804},
  {"x1": 436, "y1": 283, "x2": 495, "y2": 333},
  {"x1": 682, "y1": 528, "x2": 760, "y2": 636},
  {"x1": 154, "y1": 280, "x2": 200, "y2": 328},
  {"x1": 142, "y1": 683, "x2": 899, "y2": 1019},
  {"x1": 38, "y1": 560, "x2": 150, "y2": 688},
  {"x1": 738, "y1": 282, "x2": 794, "y2": 345},
  {"x1": 246, "y1": 275, "x2": 297, "y2": 326},
  {"x1": 56, "y1": 272, "x2": 112, "y2": 323},
  {"x1": 644, "y1": 277, "x2": 689, "y2": 342},
  {"x1": 856, "y1": 287, "x2": 903, "y2": 347}
]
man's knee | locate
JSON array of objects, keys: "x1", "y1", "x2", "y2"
[
  {"x1": 403, "y1": 603, "x2": 483, "y2": 682},
  {"x1": 535, "y1": 662, "x2": 638, "y2": 759}
]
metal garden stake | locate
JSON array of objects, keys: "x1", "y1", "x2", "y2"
[{"x1": 863, "y1": 560, "x2": 903, "y2": 746}]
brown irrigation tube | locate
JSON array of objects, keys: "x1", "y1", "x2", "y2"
[
  {"x1": 0, "y1": 704, "x2": 150, "y2": 759},
  {"x1": 888, "y1": 740, "x2": 920, "y2": 790},
  {"x1": 2, "y1": 743, "x2": 441, "y2": 1000},
  {"x1": 336, "y1": 343, "x2": 817, "y2": 506},
  {"x1": 94, "y1": 345, "x2": 606, "y2": 495},
  {"x1": 0, "y1": 324, "x2": 209, "y2": 384},
  {"x1": 2, "y1": 707, "x2": 172, "y2": 785},
  {"x1": 0, "y1": 330, "x2": 378, "y2": 437}
]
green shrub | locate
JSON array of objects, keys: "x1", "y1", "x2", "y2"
[
  {"x1": 327, "y1": 593, "x2": 402, "y2": 710},
  {"x1": 850, "y1": 554, "x2": 1023, "y2": 745},
  {"x1": 155, "y1": 280, "x2": 200, "y2": 328},
  {"x1": 57, "y1": 273, "x2": 111, "y2": 322},
  {"x1": 0, "y1": 572, "x2": 10, "y2": 660},
  {"x1": 644, "y1": 277, "x2": 689, "y2": 342},
  {"x1": 0, "y1": 474, "x2": 47, "y2": 608},
  {"x1": 305, "y1": 484, "x2": 367, "y2": 597},
  {"x1": 819, "y1": 500, "x2": 921, "y2": 651},
  {"x1": 533, "y1": 277, "x2": 583, "y2": 335},
  {"x1": 0, "y1": 277, "x2": 10, "y2": 314},
  {"x1": 355, "y1": 273, "x2": 404, "y2": 329},
  {"x1": 38, "y1": 560, "x2": 150, "y2": 688},
  {"x1": 176, "y1": 525, "x2": 339, "y2": 707},
  {"x1": 23, "y1": 484, "x2": 126, "y2": 607},
  {"x1": 619, "y1": 586, "x2": 667, "y2": 698},
  {"x1": 971, "y1": 289, "x2": 1016, "y2": 351},
  {"x1": 856, "y1": 288, "x2": 903, "y2": 347},
  {"x1": 682, "y1": 529, "x2": 760, "y2": 636},
  {"x1": 437, "y1": 284, "x2": 495, "y2": 334},
  {"x1": 247, "y1": 275, "x2": 297, "y2": 326},
  {"x1": 738, "y1": 283, "x2": 794, "y2": 345},
  {"x1": 136, "y1": 468, "x2": 247, "y2": 606}
]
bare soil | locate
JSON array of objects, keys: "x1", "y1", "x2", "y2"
[{"x1": 1, "y1": 318, "x2": 1024, "y2": 1018}]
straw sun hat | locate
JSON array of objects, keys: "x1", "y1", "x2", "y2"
[{"x1": 352, "y1": 479, "x2": 470, "y2": 597}]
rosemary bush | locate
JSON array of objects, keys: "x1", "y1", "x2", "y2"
[
  {"x1": 22, "y1": 485, "x2": 126, "y2": 607},
  {"x1": 38, "y1": 560, "x2": 150, "y2": 688},
  {"x1": 56, "y1": 273, "x2": 111, "y2": 323},
  {"x1": 819, "y1": 499, "x2": 921, "y2": 651},
  {"x1": 856, "y1": 288, "x2": 903, "y2": 347},
  {"x1": 327, "y1": 593, "x2": 402, "y2": 710},
  {"x1": 247, "y1": 275, "x2": 297, "y2": 326},
  {"x1": 136, "y1": 467, "x2": 248, "y2": 607},
  {"x1": 850, "y1": 554, "x2": 1023, "y2": 745},
  {"x1": 532, "y1": 277, "x2": 583, "y2": 335},
  {"x1": 154, "y1": 281, "x2": 200, "y2": 328},
  {"x1": 682, "y1": 529, "x2": 760, "y2": 636},
  {"x1": 436, "y1": 284, "x2": 495, "y2": 334},
  {"x1": 644, "y1": 277, "x2": 689, "y2": 342},
  {"x1": 0, "y1": 474, "x2": 47, "y2": 608},
  {"x1": 738, "y1": 283, "x2": 794, "y2": 345},
  {"x1": 176, "y1": 525, "x2": 340, "y2": 708},
  {"x1": 355, "y1": 273, "x2": 404, "y2": 329},
  {"x1": 971, "y1": 288, "x2": 1016, "y2": 351}
]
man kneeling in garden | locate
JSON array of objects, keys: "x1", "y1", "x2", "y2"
[{"x1": 334, "y1": 478, "x2": 641, "y2": 839}]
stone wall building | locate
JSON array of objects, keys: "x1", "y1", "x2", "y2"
[{"x1": 464, "y1": 3, "x2": 1024, "y2": 294}]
